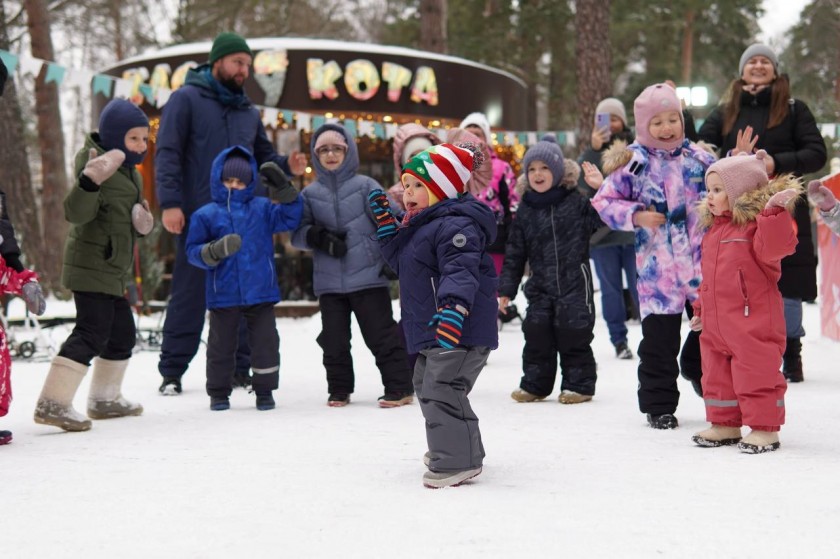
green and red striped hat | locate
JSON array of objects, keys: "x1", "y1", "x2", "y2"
[{"x1": 401, "y1": 143, "x2": 479, "y2": 203}]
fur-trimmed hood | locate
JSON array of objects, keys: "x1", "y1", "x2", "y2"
[
  {"x1": 516, "y1": 158, "x2": 581, "y2": 197},
  {"x1": 698, "y1": 173, "x2": 803, "y2": 228},
  {"x1": 601, "y1": 140, "x2": 718, "y2": 175}
]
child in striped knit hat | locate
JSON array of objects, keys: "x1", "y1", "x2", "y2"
[{"x1": 369, "y1": 143, "x2": 499, "y2": 489}]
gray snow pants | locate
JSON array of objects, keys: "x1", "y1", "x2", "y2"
[{"x1": 414, "y1": 346, "x2": 490, "y2": 473}]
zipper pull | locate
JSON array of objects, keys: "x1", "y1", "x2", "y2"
[{"x1": 744, "y1": 305, "x2": 749, "y2": 317}]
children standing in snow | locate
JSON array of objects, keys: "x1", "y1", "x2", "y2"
[
  {"x1": 369, "y1": 143, "x2": 498, "y2": 489},
  {"x1": 691, "y1": 151, "x2": 799, "y2": 453},
  {"x1": 808, "y1": 179, "x2": 840, "y2": 236},
  {"x1": 186, "y1": 146, "x2": 302, "y2": 411},
  {"x1": 291, "y1": 123, "x2": 413, "y2": 408},
  {"x1": 591, "y1": 83, "x2": 716, "y2": 430},
  {"x1": 0, "y1": 202, "x2": 47, "y2": 446},
  {"x1": 34, "y1": 99, "x2": 153, "y2": 432},
  {"x1": 500, "y1": 135, "x2": 602, "y2": 405}
]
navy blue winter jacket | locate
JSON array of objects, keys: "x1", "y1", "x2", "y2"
[
  {"x1": 185, "y1": 146, "x2": 303, "y2": 309},
  {"x1": 155, "y1": 66, "x2": 292, "y2": 216},
  {"x1": 380, "y1": 196, "x2": 499, "y2": 353},
  {"x1": 291, "y1": 124, "x2": 391, "y2": 296}
]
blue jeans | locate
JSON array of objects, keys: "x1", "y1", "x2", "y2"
[
  {"x1": 783, "y1": 297, "x2": 805, "y2": 338},
  {"x1": 591, "y1": 245, "x2": 639, "y2": 346}
]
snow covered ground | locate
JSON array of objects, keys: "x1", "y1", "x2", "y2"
[{"x1": 2, "y1": 291, "x2": 838, "y2": 558}]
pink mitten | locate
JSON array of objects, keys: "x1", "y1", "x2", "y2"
[
  {"x1": 807, "y1": 180, "x2": 837, "y2": 212},
  {"x1": 131, "y1": 200, "x2": 154, "y2": 235},
  {"x1": 765, "y1": 188, "x2": 799, "y2": 209}
]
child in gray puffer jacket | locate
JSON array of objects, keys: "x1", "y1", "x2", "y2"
[{"x1": 291, "y1": 124, "x2": 412, "y2": 408}]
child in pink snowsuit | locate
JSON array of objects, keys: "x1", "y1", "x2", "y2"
[
  {"x1": 690, "y1": 150, "x2": 799, "y2": 454},
  {"x1": 0, "y1": 242, "x2": 47, "y2": 445}
]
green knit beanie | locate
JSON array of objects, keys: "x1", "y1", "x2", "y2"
[{"x1": 209, "y1": 32, "x2": 252, "y2": 65}]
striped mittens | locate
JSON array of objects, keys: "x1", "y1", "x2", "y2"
[
  {"x1": 368, "y1": 189, "x2": 398, "y2": 240},
  {"x1": 429, "y1": 304, "x2": 467, "y2": 349}
]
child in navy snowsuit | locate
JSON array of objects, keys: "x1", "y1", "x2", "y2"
[
  {"x1": 369, "y1": 142, "x2": 498, "y2": 489},
  {"x1": 500, "y1": 135, "x2": 603, "y2": 404},
  {"x1": 186, "y1": 146, "x2": 302, "y2": 411}
]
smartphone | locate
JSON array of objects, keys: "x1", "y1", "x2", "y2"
[{"x1": 595, "y1": 112, "x2": 611, "y2": 137}]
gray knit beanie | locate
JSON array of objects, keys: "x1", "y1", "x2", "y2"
[
  {"x1": 523, "y1": 134, "x2": 565, "y2": 187},
  {"x1": 739, "y1": 43, "x2": 779, "y2": 76}
]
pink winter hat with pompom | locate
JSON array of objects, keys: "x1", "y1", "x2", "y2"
[
  {"x1": 634, "y1": 83, "x2": 684, "y2": 152},
  {"x1": 705, "y1": 150, "x2": 769, "y2": 207}
]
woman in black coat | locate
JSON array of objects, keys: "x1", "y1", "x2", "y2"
[{"x1": 699, "y1": 43, "x2": 827, "y2": 383}]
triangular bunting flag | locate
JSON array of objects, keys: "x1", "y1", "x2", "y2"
[
  {"x1": 156, "y1": 88, "x2": 172, "y2": 108},
  {"x1": 45, "y1": 62, "x2": 65, "y2": 85},
  {"x1": 19, "y1": 54, "x2": 44, "y2": 77},
  {"x1": 0, "y1": 50, "x2": 19, "y2": 73},
  {"x1": 296, "y1": 113, "x2": 311, "y2": 132},
  {"x1": 138, "y1": 84, "x2": 155, "y2": 106},
  {"x1": 262, "y1": 107, "x2": 279, "y2": 128},
  {"x1": 343, "y1": 119, "x2": 357, "y2": 137},
  {"x1": 92, "y1": 74, "x2": 113, "y2": 97},
  {"x1": 112, "y1": 78, "x2": 133, "y2": 99}
]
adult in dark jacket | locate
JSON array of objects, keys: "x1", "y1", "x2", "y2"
[
  {"x1": 698, "y1": 43, "x2": 826, "y2": 383},
  {"x1": 500, "y1": 135, "x2": 603, "y2": 404},
  {"x1": 577, "y1": 97, "x2": 639, "y2": 360},
  {"x1": 155, "y1": 32, "x2": 306, "y2": 395}
]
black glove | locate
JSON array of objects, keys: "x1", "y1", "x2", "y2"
[
  {"x1": 306, "y1": 224, "x2": 347, "y2": 257},
  {"x1": 200, "y1": 233, "x2": 242, "y2": 266},
  {"x1": 380, "y1": 264, "x2": 398, "y2": 280},
  {"x1": 259, "y1": 162, "x2": 298, "y2": 204}
]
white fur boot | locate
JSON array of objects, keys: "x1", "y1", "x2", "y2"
[
  {"x1": 34, "y1": 356, "x2": 92, "y2": 432},
  {"x1": 87, "y1": 358, "x2": 143, "y2": 420}
]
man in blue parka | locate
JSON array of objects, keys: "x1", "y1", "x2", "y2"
[{"x1": 155, "y1": 32, "x2": 306, "y2": 395}]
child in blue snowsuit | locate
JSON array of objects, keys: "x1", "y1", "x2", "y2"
[
  {"x1": 369, "y1": 142, "x2": 499, "y2": 489},
  {"x1": 186, "y1": 146, "x2": 302, "y2": 411}
]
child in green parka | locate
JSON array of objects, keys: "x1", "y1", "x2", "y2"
[{"x1": 34, "y1": 99, "x2": 154, "y2": 432}]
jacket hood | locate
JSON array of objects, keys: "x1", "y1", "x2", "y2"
[
  {"x1": 310, "y1": 123, "x2": 359, "y2": 183},
  {"x1": 698, "y1": 173, "x2": 802, "y2": 228},
  {"x1": 601, "y1": 139, "x2": 717, "y2": 175},
  {"x1": 392, "y1": 124, "x2": 441, "y2": 170},
  {"x1": 185, "y1": 64, "x2": 213, "y2": 90},
  {"x1": 516, "y1": 158, "x2": 581, "y2": 198},
  {"x1": 411, "y1": 195, "x2": 498, "y2": 243},
  {"x1": 209, "y1": 145, "x2": 259, "y2": 205}
]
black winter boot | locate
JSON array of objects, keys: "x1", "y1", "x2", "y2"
[{"x1": 782, "y1": 337, "x2": 804, "y2": 383}]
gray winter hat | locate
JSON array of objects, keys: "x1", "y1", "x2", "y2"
[
  {"x1": 523, "y1": 134, "x2": 565, "y2": 187},
  {"x1": 739, "y1": 43, "x2": 779, "y2": 76}
]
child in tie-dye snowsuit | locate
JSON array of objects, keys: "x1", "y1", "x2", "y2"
[{"x1": 591, "y1": 83, "x2": 716, "y2": 430}]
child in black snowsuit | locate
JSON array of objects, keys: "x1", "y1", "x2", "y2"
[{"x1": 499, "y1": 135, "x2": 603, "y2": 404}]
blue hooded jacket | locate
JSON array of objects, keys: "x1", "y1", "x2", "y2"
[
  {"x1": 291, "y1": 123, "x2": 391, "y2": 296},
  {"x1": 155, "y1": 66, "x2": 292, "y2": 216},
  {"x1": 380, "y1": 196, "x2": 499, "y2": 353},
  {"x1": 185, "y1": 146, "x2": 303, "y2": 309}
]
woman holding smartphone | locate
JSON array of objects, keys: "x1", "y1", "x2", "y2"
[
  {"x1": 698, "y1": 43, "x2": 826, "y2": 383},
  {"x1": 576, "y1": 97, "x2": 640, "y2": 360}
]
